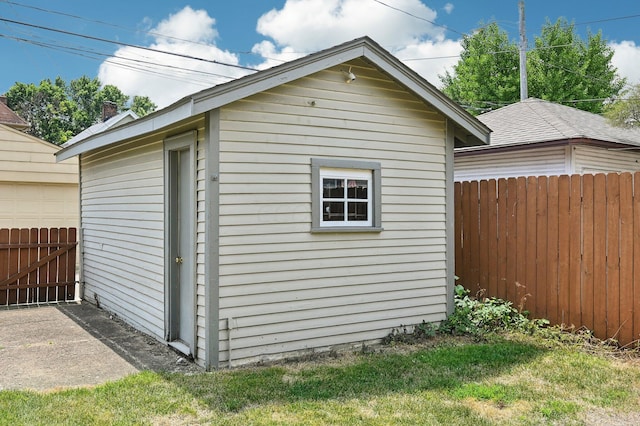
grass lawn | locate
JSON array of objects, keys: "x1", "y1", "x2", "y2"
[{"x1": 1, "y1": 334, "x2": 640, "y2": 425}]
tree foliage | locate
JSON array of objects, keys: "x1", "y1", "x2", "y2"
[
  {"x1": 440, "y1": 19, "x2": 626, "y2": 115},
  {"x1": 440, "y1": 23, "x2": 520, "y2": 115},
  {"x1": 5, "y1": 76, "x2": 156, "y2": 145},
  {"x1": 604, "y1": 84, "x2": 640, "y2": 128}
]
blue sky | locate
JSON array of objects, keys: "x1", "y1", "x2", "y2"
[{"x1": 1, "y1": 0, "x2": 639, "y2": 108}]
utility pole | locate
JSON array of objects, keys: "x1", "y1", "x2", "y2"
[{"x1": 519, "y1": 0, "x2": 528, "y2": 100}]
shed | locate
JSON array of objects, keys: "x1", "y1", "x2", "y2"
[
  {"x1": 0, "y1": 97, "x2": 78, "y2": 228},
  {"x1": 455, "y1": 98, "x2": 640, "y2": 181},
  {"x1": 56, "y1": 36, "x2": 490, "y2": 369}
]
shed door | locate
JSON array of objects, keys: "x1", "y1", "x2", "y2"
[{"x1": 165, "y1": 133, "x2": 196, "y2": 356}]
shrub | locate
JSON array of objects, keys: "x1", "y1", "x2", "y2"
[
  {"x1": 439, "y1": 285, "x2": 548, "y2": 337},
  {"x1": 384, "y1": 284, "x2": 553, "y2": 345}
]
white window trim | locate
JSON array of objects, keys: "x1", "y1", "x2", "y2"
[{"x1": 311, "y1": 158, "x2": 382, "y2": 233}]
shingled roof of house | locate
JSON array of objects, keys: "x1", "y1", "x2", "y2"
[
  {"x1": 0, "y1": 96, "x2": 28, "y2": 130},
  {"x1": 472, "y1": 97, "x2": 640, "y2": 149}
]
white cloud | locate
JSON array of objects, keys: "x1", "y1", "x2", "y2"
[
  {"x1": 394, "y1": 39, "x2": 462, "y2": 87},
  {"x1": 99, "y1": 6, "x2": 250, "y2": 108},
  {"x1": 256, "y1": 0, "x2": 445, "y2": 50},
  {"x1": 252, "y1": 0, "x2": 461, "y2": 87},
  {"x1": 610, "y1": 40, "x2": 640, "y2": 86},
  {"x1": 443, "y1": 3, "x2": 454, "y2": 14},
  {"x1": 98, "y1": 1, "x2": 465, "y2": 109}
]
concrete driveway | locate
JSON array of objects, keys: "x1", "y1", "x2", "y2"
[{"x1": 0, "y1": 302, "x2": 201, "y2": 392}]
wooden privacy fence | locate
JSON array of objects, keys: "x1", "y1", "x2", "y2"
[
  {"x1": 455, "y1": 172, "x2": 640, "y2": 346},
  {"x1": 0, "y1": 228, "x2": 77, "y2": 306}
]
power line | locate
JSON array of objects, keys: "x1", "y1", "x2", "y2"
[
  {"x1": 0, "y1": 16, "x2": 258, "y2": 72},
  {"x1": 575, "y1": 14, "x2": 640, "y2": 27},
  {"x1": 0, "y1": 0, "x2": 277, "y2": 60},
  {"x1": 0, "y1": 31, "x2": 239, "y2": 79},
  {"x1": 371, "y1": 0, "x2": 467, "y2": 37}
]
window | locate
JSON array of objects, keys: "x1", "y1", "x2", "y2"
[{"x1": 311, "y1": 158, "x2": 382, "y2": 232}]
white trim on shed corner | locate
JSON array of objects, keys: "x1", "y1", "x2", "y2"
[{"x1": 55, "y1": 37, "x2": 490, "y2": 162}]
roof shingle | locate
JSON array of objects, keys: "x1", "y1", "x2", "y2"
[{"x1": 478, "y1": 98, "x2": 640, "y2": 147}]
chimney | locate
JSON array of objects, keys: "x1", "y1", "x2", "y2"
[
  {"x1": 0, "y1": 95, "x2": 7, "y2": 105},
  {"x1": 101, "y1": 101, "x2": 118, "y2": 122}
]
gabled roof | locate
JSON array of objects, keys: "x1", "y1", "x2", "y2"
[
  {"x1": 461, "y1": 98, "x2": 640, "y2": 152},
  {"x1": 61, "y1": 109, "x2": 139, "y2": 148},
  {"x1": 57, "y1": 36, "x2": 490, "y2": 161},
  {"x1": 0, "y1": 100, "x2": 28, "y2": 130}
]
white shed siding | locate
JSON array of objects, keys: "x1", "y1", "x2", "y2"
[
  {"x1": 80, "y1": 139, "x2": 165, "y2": 338},
  {"x1": 454, "y1": 145, "x2": 567, "y2": 181},
  {"x1": 572, "y1": 145, "x2": 640, "y2": 174},
  {"x1": 216, "y1": 63, "x2": 448, "y2": 365}
]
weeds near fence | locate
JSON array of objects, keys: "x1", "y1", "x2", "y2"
[{"x1": 385, "y1": 283, "x2": 640, "y2": 361}]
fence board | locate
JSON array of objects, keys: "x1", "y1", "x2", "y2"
[
  {"x1": 455, "y1": 172, "x2": 640, "y2": 346},
  {"x1": 506, "y1": 178, "x2": 518, "y2": 302},
  {"x1": 606, "y1": 174, "x2": 621, "y2": 339},
  {"x1": 546, "y1": 176, "x2": 559, "y2": 326},
  {"x1": 536, "y1": 176, "x2": 548, "y2": 320},
  {"x1": 515, "y1": 177, "x2": 527, "y2": 306},
  {"x1": 497, "y1": 179, "x2": 508, "y2": 300},
  {"x1": 593, "y1": 174, "x2": 608, "y2": 339},
  {"x1": 454, "y1": 181, "x2": 463, "y2": 285},
  {"x1": 619, "y1": 173, "x2": 634, "y2": 344},
  {"x1": 487, "y1": 180, "x2": 498, "y2": 298},
  {"x1": 479, "y1": 180, "x2": 490, "y2": 295},
  {"x1": 8, "y1": 230, "x2": 19, "y2": 305},
  {"x1": 0, "y1": 229, "x2": 7, "y2": 305},
  {"x1": 582, "y1": 174, "x2": 595, "y2": 332},
  {"x1": 469, "y1": 181, "x2": 480, "y2": 292},
  {"x1": 525, "y1": 176, "x2": 537, "y2": 312},
  {"x1": 569, "y1": 175, "x2": 582, "y2": 328},
  {"x1": 461, "y1": 181, "x2": 472, "y2": 290},
  {"x1": 557, "y1": 176, "x2": 570, "y2": 326}
]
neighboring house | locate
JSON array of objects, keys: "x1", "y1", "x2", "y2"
[
  {"x1": 56, "y1": 36, "x2": 490, "y2": 369},
  {"x1": 0, "y1": 97, "x2": 78, "y2": 229},
  {"x1": 62, "y1": 104, "x2": 139, "y2": 148},
  {"x1": 455, "y1": 98, "x2": 640, "y2": 181}
]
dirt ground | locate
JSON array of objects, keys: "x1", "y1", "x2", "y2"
[{"x1": 0, "y1": 302, "x2": 201, "y2": 392}]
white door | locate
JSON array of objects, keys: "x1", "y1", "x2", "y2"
[{"x1": 165, "y1": 133, "x2": 195, "y2": 356}]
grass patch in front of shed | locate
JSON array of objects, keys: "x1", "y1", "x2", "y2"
[{"x1": 2, "y1": 333, "x2": 640, "y2": 425}]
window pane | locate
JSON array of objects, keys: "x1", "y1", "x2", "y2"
[
  {"x1": 348, "y1": 202, "x2": 368, "y2": 221},
  {"x1": 347, "y1": 179, "x2": 368, "y2": 199},
  {"x1": 323, "y1": 201, "x2": 345, "y2": 221},
  {"x1": 323, "y1": 178, "x2": 344, "y2": 198}
]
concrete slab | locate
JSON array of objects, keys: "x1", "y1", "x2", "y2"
[{"x1": 0, "y1": 302, "x2": 201, "y2": 392}]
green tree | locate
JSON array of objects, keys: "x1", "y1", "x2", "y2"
[
  {"x1": 604, "y1": 84, "x2": 640, "y2": 128},
  {"x1": 130, "y1": 95, "x2": 157, "y2": 118},
  {"x1": 440, "y1": 22, "x2": 520, "y2": 114},
  {"x1": 5, "y1": 76, "x2": 156, "y2": 145},
  {"x1": 440, "y1": 18, "x2": 626, "y2": 115},
  {"x1": 528, "y1": 19, "x2": 625, "y2": 114}
]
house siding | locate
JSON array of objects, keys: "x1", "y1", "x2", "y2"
[
  {"x1": 80, "y1": 139, "x2": 165, "y2": 339},
  {"x1": 454, "y1": 145, "x2": 567, "y2": 181},
  {"x1": 0, "y1": 124, "x2": 78, "y2": 228},
  {"x1": 572, "y1": 145, "x2": 640, "y2": 174},
  {"x1": 215, "y1": 63, "x2": 449, "y2": 366}
]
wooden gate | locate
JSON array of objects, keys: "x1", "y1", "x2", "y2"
[{"x1": 0, "y1": 228, "x2": 77, "y2": 306}]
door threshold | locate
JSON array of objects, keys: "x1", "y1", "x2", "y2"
[{"x1": 168, "y1": 340, "x2": 191, "y2": 357}]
